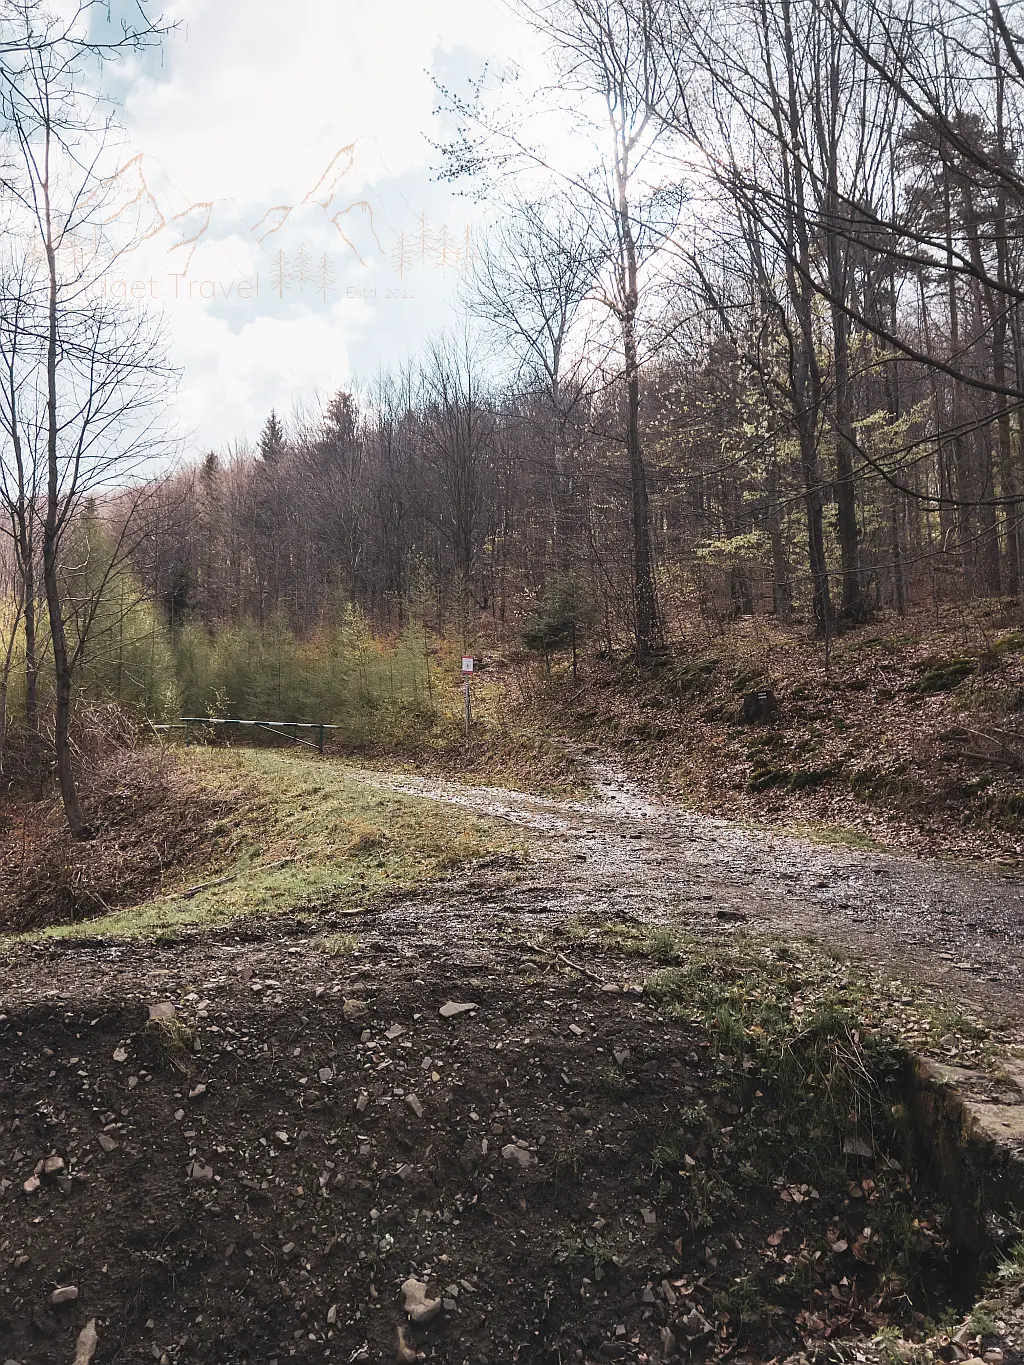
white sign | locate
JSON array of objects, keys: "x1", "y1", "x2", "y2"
[{"x1": 462, "y1": 657, "x2": 474, "y2": 674}]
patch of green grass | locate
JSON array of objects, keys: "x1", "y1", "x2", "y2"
[
  {"x1": 916, "y1": 657, "x2": 978, "y2": 693},
  {"x1": 592, "y1": 921, "x2": 681, "y2": 960},
  {"x1": 23, "y1": 750, "x2": 516, "y2": 942},
  {"x1": 322, "y1": 931, "x2": 360, "y2": 956},
  {"x1": 644, "y1": 934, "x2": 981, "y2": 1183},
  {"x1": 995, "y1": 1238, "x2": 1024, "y2": 1286},
  {"x1": 646, "y1": 925, "x2": 680, "y2": 961},
  {"x1": 597, "y1": 1066, "x2": 633, "y2": 1100},
  {"x1": 788, "y1": 820, "x2": 888, "y2": 853},
  {"x1": 968, "y1": 1305, "x2": 1000, "y2": 1335},
  {"x1": 142, "y1": 1016, "x2": 195, "y2": 1071},
  {"x1": 554, "y1": 1233, "x2": 621, "y2": 1280}
]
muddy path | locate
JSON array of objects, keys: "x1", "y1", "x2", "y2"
[{"x1": 355, "y1": 762, "x2": 1024, "y2": 1027}]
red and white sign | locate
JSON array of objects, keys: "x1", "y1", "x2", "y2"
[{"x1": 461, "y1": 657, "x2": 474, "y2": 674}]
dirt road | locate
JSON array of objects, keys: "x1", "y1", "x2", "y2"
[{"x1": 358, "y1": 762, "x2": 1024, "y2": 1024}]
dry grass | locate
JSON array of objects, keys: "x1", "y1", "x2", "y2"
[{"x1": 0, "y1": 746, "x2": 250, "y2": 932}]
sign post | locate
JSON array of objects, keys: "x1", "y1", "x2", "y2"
[{"x1": 461, "y1": 657, "x2": 473, "y2": 735}]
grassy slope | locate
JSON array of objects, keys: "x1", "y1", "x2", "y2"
[{"x1": 28, "y1": 749, "x2": 515, "y2": 940}]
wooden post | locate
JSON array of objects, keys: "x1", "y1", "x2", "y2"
[{"x1": 464, "y1": 681, "x2": 471, "y2": 736}]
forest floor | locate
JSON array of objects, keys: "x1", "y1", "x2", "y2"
[
  {"x1": 438, "y1": 603, "x2": 1024, "y2": 865},
  {"x1": 3, "y1": 753, "x2": 1024, "y2": 1365}
]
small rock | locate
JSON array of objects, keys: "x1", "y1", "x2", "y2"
[
  {"x1": 439, "y1": 1001, "x2": 476, "y2": 1019},
  {"x1": 188, "y1": 1084, "x2": 207, "y2": 1099},
  {"x1": 112, "y1": 1046, "x2": 129, "y2": 1063},
  {"x1": 385, "y1": 1024, "x2": 405, "y2": 1040},
  {"x1": 405, "y1": 1093, "x2": 424, "y2": 1119},
  {"x1": 396, "y1": 1325, "x2": 424, "y2": 1362},
  {"x1": 318, "y1": 1068, "x2": 332, "y2": 1083},
  {"x1": 568, "y1": 1023, "x2": 584, "y2": 1037},
  {"x1": 42, "y1": 1156, "x2": 65, "y2": 1176},
  {"x1": 97, "y1": 1134, "x2": 119, "y2": 1153},
  {"x1": 660, "y1": 1326, "x2": 678, "y2": 1357},
  {"x1": 74, "y1": 1319, "x2": 98, "y2": 1365},
  {"x1": 984, "y1": 1352, "x2": 1005, "y2": 1365},
  {"x1": 642, "y1": 1286, "x2": 656, "y2": 1303},
  {"x1": 326, "y1": 1304, "x2": 338, "y2": 1324},
  {"x1": 400, "y1": 1276, "x2": 442, "y2": 1324},
  {"x1": 843, "y1": 1135, "x2": 873, "y2": 1158},
  {"x1": 189, "y1": 1161, "x2": 214, "y2": 1181},
  {"x1": 173, "y1": 1109, "x2": 185, "y2": 1121},
  {"x1": 147, "y1": 1002, "x2": 176, "y2": 1021},
  {"x1": 501, "y1": 1143, "x2": 535, "y2": 1169},
  {"x1": 22, "y1": 1175, "x2": 40, "y2": 1194},
  {"x1": 679, "y1": 1308, "x2": 713, "y2": 1339},
  {"x1": 613, "y1": 1049, "x2": 630, "y2": 1066},
  {"x1": 50, "y1": 1285, "x2": 79, "y2": 1306},
  {"x1": 343, "y1": 999, "x2": 368, "y2": 1021}
]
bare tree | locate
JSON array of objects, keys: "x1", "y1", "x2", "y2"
[
  {"x1": 0, "y1": 0, "x2": 174, "y2": 835},
  {"x1": 463, "y1": 194, "x2": 597, "y2": 552}
]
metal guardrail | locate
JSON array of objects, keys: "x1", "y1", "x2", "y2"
[{"x1": 152, "y1": 718, "x2": 339, "y2": 753}]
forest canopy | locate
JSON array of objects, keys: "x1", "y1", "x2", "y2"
[{"x1": 3, "y1": 0, "x2": 1024, "y2": 831}]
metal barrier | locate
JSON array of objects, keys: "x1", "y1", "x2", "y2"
[{"x1": 152, "y1": 718, "x2": 338, "y2": 754}]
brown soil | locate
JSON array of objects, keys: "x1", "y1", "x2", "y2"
[
  {"x1": 1, "y1": 902, "x2": 952, "y2": 1365},
  {"x1": 0, "y1": 749, "x2": 251, "y2": 932}
]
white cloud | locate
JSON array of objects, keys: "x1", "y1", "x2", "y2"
[{"x1": 104, "y1": 0, "x2": 547, "y2": 453}]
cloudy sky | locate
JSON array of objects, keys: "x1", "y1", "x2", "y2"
[{"x1": 97, "y1": 0, "x2": 548, "y2": 455}]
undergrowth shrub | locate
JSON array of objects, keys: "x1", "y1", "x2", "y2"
[{"x1": 172, "y1": 606, "x2": 439, "y2": 746}]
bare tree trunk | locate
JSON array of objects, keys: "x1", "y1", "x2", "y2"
[
  {"x1": 42, "y1": 153, "x2": 88, "y2": 838},
  {"x1": 618, "y1": 168, "x2": 663, "y2": 660}
]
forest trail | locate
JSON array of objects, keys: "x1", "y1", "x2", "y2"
[
  {"x1": 354, "y1": 758, "x2": 1024, "y2": 1027},
  {"x1": 4, "y1": 755, "x2": 1021, "y2": 1364}
]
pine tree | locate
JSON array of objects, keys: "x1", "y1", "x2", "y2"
[
  {"x1": 412, "y1": 213, "x2": 433, "y2": 267},
  {"x1": 259, "y1": 411, "x2": 286, "y2": 463},
  {"x1": 434, "y1": 224, "x2": 460, "y2": 269}
]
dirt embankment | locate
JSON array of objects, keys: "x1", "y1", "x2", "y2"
[
  {"x1": 1, "y1": 913, "x2": 954, "y2": 1365},
  {"x1": 517, "y1": 607, "x2": 1024, "y2": 863},
  {"x1": 0, "y1": 748, "x2": 251, "y2": 933}
]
